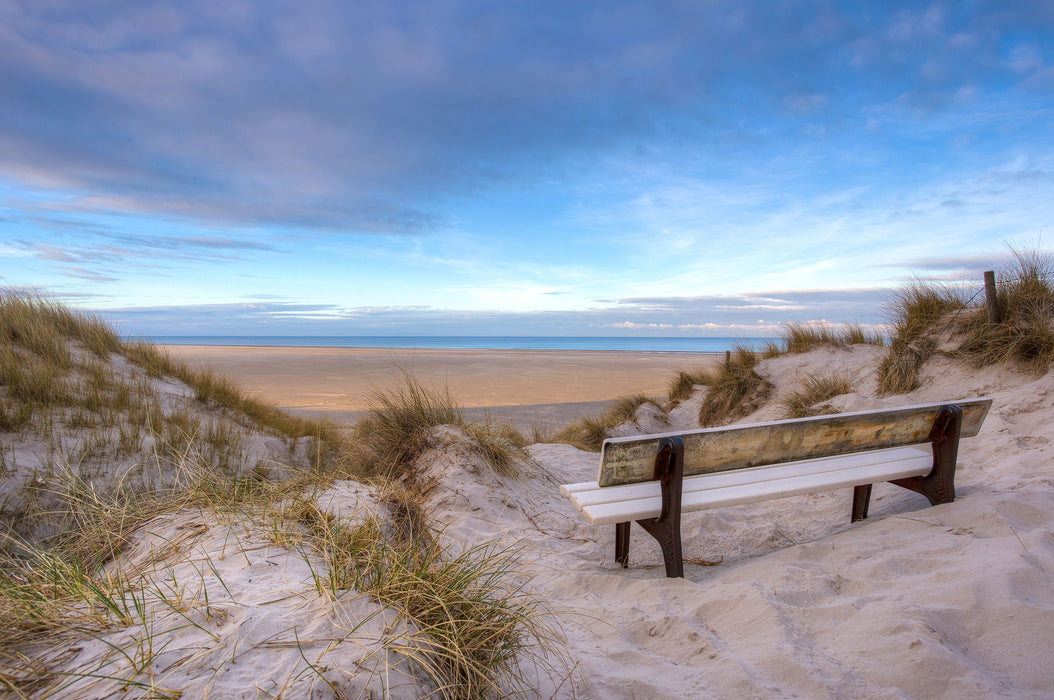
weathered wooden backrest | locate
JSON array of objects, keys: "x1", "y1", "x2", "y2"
[{"x1": 597, "y1": 398, "x2": 992, "y2": 487}]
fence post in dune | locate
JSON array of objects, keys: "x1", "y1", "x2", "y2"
[
  {"x1": 984, "y1": 270, "x2": 1000, "y2": 325},
  {"x1": 725, "y1": 350, "x2": 731, "y2": 369}
]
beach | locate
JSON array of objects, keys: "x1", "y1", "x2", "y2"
[
  {"x1": 157, "y1": 341, "x2": 1054, "y2": 697},
  {"x1": 164, "y1": 344, "x2": 722, "y2": 431},
  {"x1": 7, "y1": 315, "x2": 1054, "y2": 697}
]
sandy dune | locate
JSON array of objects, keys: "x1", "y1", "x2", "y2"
[
  {"x1": 18, "y1": 342, "x2": 1054, "y2": 697},
  {"x1": 416, "y1": 344, "x2": 1054, "y2": 697}
]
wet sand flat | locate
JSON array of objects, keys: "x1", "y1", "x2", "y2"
[{"x1": 164, "y1": 345, "x2": 721, "y2": 430}]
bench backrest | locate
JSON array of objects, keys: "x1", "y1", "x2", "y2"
[{"x1": 597, "y1": 398, "x2": 992, "y2": 487}]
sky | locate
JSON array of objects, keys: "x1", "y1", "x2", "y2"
[{"x1": 2, "y1": 0, "x2": 1053, "y2": 337}]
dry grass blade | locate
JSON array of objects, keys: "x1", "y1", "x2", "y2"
[
  {"x1": 759, "y1": 340, "x2": 785, "y2": 360},
  {"x1": 877, "y1": 280, "x2": 963, "y2": 394},
  {"x1": 780, "y1": 322, "x2": 885, "y2": 354},
  {"x1": 553, "y1": 394, "x2": 659, "y2": 452},
  {"x1": 345, "y1": 372, "x2": 528, "y2": 480},
  {"x1": 289, "y1": 502, "x2": 566, "y2": 699},
  {"x1": 840, "y1": 324, "x2": 884, "y2": 346},
  {"x1": 781, "y1": 371, "x2": 852, "y2": 418},
  {"x1": 668, "y1": 370, "x2": 710, "y2": 402},
  {"x1": 0, "y1": 294, "x2": 116, "y2": 369},
  {"x1": 877, "y1": 340, "x2": 932, "y2": 395},
  {"x1": 782, "y1": 322, "x2": 841, "y2": 353},
  {"x1": 953, "y1": 249, "x2": 1054, "y2": 372},
  {"x1": 697, "y1": 345, "x2": 773, "y2": 427}
]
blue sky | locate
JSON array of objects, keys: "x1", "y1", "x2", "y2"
[{"x1": 2, "y1": 0, "x2": 1052, "y2": 336}]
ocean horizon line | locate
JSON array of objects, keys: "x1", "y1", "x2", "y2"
[{"x1": 139, "y1": 335, "x2": 777, "y2": 353}]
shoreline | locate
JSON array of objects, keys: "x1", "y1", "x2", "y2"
[
  {"x1": 138, "y1": 335, "x2": 757, "y2": 353},
  {"x1": 150, "y1": 343, "x2": 726, "y2": 355}
]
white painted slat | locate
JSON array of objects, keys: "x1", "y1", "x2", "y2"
[
  {"x1": 559, "y1": 481, "x2": 598, "y2": 497},
  {"x1": 581, "y1": 452, "x2": 933, "y2": 526},
  {"x1": 568, "y1": 446, "x2": 929, "y2": 509}
]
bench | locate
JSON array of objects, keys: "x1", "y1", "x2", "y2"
[{"x1": 560, "y1": 398, "x2": 992, "y2": 578}]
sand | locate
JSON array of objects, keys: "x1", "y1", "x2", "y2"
[
  {"x1": 14, "y1": 342, "x2": 1054, "y2": 697},
  {"x1": 164, "y1": 344, "x2": 722, "y2": 431},
  {"x1": 415, "y1": 344, "x2": 1054, "y2": 697}
]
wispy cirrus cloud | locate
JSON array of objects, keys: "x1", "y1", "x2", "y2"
[
  {"x1": 6, "y1": 228, "x2": 282, "y2": 276},
  {"x1": 2, "y1": 0, "x2": 1051, "y2": 233}
]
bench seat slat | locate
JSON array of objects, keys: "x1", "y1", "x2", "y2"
[
  {"x1": 559, "y1": 481, "x2": 598, "y2": 497},
  {"x1": 569, "y1": 446, "x2": 930, "y2": 509},
  {"x1": 579, "y1": 447, "x2": 933, "y2": 526}
]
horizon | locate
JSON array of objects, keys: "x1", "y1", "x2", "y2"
[
  {"x1": 136, "y1": 334, "x2": 783, "y2": 354},
  {"x1": 2, "y1": 1, "x2": 1052, "y2": 337}
]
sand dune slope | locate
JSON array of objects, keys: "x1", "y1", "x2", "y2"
[
  {"x1": 416, "y1": 345, "x2": 1054, "y2": 697},
  {"x1": 19, "y1": 344, "x2": 1054, "y2": 697}
]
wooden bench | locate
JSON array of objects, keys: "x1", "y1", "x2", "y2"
[{"x1": 561, "y1": 398, "x2": 992, "y2": 578}]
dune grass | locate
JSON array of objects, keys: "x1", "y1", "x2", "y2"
[
  {"x1": 877, "y1": 253, "x2": 1054, "y2": 393},
  {"x1": 759, "y1": 339, "x2": 785, "y2": 360},
  {"x1": 876, "y1": 281, "x2": 964, "y2": 394},
  {"x1": 344, "y1": 372, "x2": 529, "y2": 480},
  {"x1": 780, "y1": 322, "x2": 885, "y2": 354},
  {"x1": 0, "y1": 293, "x2": 333, "y2": 451},
  {"x1": 285, "y1": 500, "x2": 565, "y2": 699},
  {"x1": 122, "y1": 340, "x2": 333, "y2": 443},
  {"x1": 1, "y1": 295, "x2": 565, "y2": 696},
  {"x1": 0, "y1": 452, "x2": 303, "y2": 696},
  {"x1": 1, "y1": 449, "x2": 563, "y2": 697},
  {"x1": 781, "y1": 371, "x2": 853, "y2": 419},
  {"x1": 664, "y1": 325, "x2": 877, "y2": 424},
  {"x1": 553, "y1": 393, "x2": 659, "y2": 452},
  {"x1": 953, "y1": 250, "x2": 1054, "y2": 372},
  {"x1": 696, "y1": 345, "x2": 773, "y2": 427},
  {"x1": 668, "y1": 369, "x2": 712, "y2": 402},
  {"x1": 665, "y1": 347, "x2": 774, "y2": 427}
]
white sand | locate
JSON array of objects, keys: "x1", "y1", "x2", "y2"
[
  {"x1": 414, "y1": 344, "x2": 1054, "y2": 697},
  {"x1": 16, "y1": 344, "x2": 1054, "y2": 697}
]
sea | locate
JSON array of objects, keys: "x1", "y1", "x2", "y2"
[{"x1": 145, "y1": 336, "x2": 774, "y2": 353}]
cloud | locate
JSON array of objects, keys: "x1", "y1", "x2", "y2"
[
  {"x1": 92, "y1": 285, "x2": 898, "y2": 336},
  {"x1": 2, "y1": 0, "x2": 1049, "y2": 233},
  {"x1": 0, "y1": 284, "x2": 97, "y2": 300},
  {"x1": 57, "y1": 266, "x2": 121, "y2": 283},
  {"x1": 888, "y1": 248, "x2": 1054, "y2": 279},
  {"x1": 6, "y1": 223, "x2": 283, "y2": 281}
]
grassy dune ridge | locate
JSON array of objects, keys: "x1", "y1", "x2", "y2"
[
  {"x1": 561, "y1": 255, "x2": 1052, "y2": 448},
  {"x1": 0, "y1": 293, "x2": 557, "y2": 698}
]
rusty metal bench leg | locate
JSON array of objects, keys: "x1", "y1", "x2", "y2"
[
  {"x1": 633, "y1": 436, "x2": 685, "y2": 578},
  {"x1": 851, "y1": 484, "x2": 873, "y2": 521},
  {"x1": 890, "y1": 404, "x2": 962, "y2": 506},
  {"x1": 615, "y1": 521, "x2": 631, "y2": 568}
]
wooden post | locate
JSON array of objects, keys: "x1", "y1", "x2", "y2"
[
  {"x1": 725, "y1": 350, "x2": 731, "y2": 368},
  {"x1": 984, "y1": 270, "x2": 999, "y2": 325}
]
